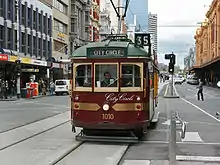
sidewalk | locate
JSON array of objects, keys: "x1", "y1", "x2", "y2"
[{"x1": 0, "y1": 92, "x2": 52, "y2": 101}]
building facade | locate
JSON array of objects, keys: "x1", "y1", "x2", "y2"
[
  {"x1": 69, "y1": 0, "x2": 90, "y2": 49},
  {"x1": 99, "y1": 8, "x2": 111, "y2": 40},
  {"x1": 148, "y1": 13, "x2": 157, "y2": 54},
  {"x1": 0, "y1": 0, "x2": 52, "y2": 84},
  {"x1": 192, "y1": 0, "x2": 220, "y2": 86},
  {"x1": 90, "y1": 0, "x2": 100, "y2": 42}
]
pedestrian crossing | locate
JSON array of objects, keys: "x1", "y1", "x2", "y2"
[{"x1": 180, "y1": 132, "x2": 203, "y2": 142}]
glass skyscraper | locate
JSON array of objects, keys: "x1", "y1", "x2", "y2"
[{"x1": 124, "y1": 0, "x2": 148, "y2": 32}]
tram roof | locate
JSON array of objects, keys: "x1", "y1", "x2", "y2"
[{"x1": 70, "y1": 40, "x2": 150, "y2": 59}]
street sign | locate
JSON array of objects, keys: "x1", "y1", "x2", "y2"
[{"x1": 134, "y1": 33, "x2": 150, "y2": 47}]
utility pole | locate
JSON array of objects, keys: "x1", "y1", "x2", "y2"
[{"x1": 15, "y1": 0, "x2": 21, "y2": 99}]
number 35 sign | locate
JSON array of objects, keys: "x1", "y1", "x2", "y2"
[{"x1": 134, "y1": 33, "x2": 150, "y2": 47}]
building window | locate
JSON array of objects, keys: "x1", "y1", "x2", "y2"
[
  {"x1": 85, "y1": 11, "x2": 89, "y2": 22},
  {"x1": 33, "y1": 36, "x2": 37, "y2": 55},
  {"x1": 211, "y1": 22, "x2": 215, "y2": 43},
  {"x1": 48, "y1": 40, "x2": 51, "y2": 56},
  {"x1": 33, "y1": 10, "x2": 37, "y2": 29},
  {"x1": 21, "y1": 5, "x2": 25, "y2": 25},
  {"x1": 38, "y1": 38, "x2": 41, "y2": 55},
  {"x1": 0, "y1": 26, "x2": 3, "y2": 48},
  {"x1": 0, "y1": 0, "x2": 3, "y2": 17},
  {"x1": 54, "y1": 19, "x2": 67, "y2": 34},
  {"x1": 7, "y1": 28, "x2": 11, "y2": 49},
  {"x1": 38, "y1": 13, "x2": 41, "y2": 31},
  {"x1": 8, "y1": 0, "x2": 12, "y2": 20},
  {"x1": 53, "y1": 0, "x2": 68, "y2": 14},
  {"x1": 28, "y1": 35, "x2": 31, "y2": 54},
  {"x1": 43, "y1": 40, "x2": 46, "y2": 57},
  {"x1": 21, "y1": 33, "x2": 25, "y2": 53},
  {"x1": 44, "y1": 16, "x2": 47, "y2": 34},
  {"x1": 14, "y1": 30, "x2": 17, "y2": 51},
  {"x1": 28, "y1": 8, "x2": 31, "y2": 27},
  {"x1": 48, "y1": 18, "x2": 51, "y2": 35}
]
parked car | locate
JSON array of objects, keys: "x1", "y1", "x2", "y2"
[{"x1": 55, "y1": 79, "x2": 71, "y2": 95}]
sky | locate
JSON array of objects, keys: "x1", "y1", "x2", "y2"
[{"x1": 147, "y1": 0, "x2": 213, "y2": 69}]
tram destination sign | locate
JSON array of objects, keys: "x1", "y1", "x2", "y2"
[{"x1": 87, "y1": 47, "x2": 127, "y2": 58}]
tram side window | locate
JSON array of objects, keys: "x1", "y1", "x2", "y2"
[
  {"x1": 121, "y1": 64, "x2": 141, "y2": 87},
  {"x1": 95, "y1": 64, "x2": 118, "y2": 87},
  {"x1": 75, "y1": 64, "x2": 92, "y2": 87}
]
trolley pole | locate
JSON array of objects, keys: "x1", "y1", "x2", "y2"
[{"x1": 169, "y1": 112, "x2": 176, "y2": 165}]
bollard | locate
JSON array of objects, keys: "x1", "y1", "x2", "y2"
[{"x1": 169, "y1": 112, "x2": 176, "y2": 165}]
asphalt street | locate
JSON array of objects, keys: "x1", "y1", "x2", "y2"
[
  {"x1": 0, "y1": 95, "x2": 70, "y2": 133},
  {"x1": 122, "y1": 82, "x2": 220, "y2": 164}
]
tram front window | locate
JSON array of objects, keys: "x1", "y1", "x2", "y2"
[
  {"x1": 75, "y1": 64, "x2": 92, "y2": 87},
  {"x1": 121, "y1": 63, "x2": 142, "y2": 91},
  {"x1": 95, "y1": 64, "x2": 118, "y2": 88}
]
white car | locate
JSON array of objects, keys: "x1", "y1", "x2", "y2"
[
  {"x1": 55, "y1": 79, "x2": 70, "y2": 95},
  {"x1": 174, "y1": 77, "x2": 183, "y2": 84}
]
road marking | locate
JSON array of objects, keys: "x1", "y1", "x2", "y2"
[
  {"x1": 173, "y1": 84, "x2": 179, "y2": 96},
  {"x1": 181, "y1": 98, "x2": 220, "y2": 123},
  {"x1": 181, "y1": 132, "x2": 203, "y2": 142},
  {"x1": 121, "y1": 160, "x2": 150, "y2": 165},
  {"x1": 176, "y1": 155, "x2": 220, "y2": 162},
  {"x1": 164, "y1": 84, "x2": 169, "y2": 96}
]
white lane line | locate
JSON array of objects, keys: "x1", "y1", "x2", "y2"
[
  {"x1": 164, "y1": 84, "x2": 169, "y2": 96},
  {"x1": 121, "y1": 160, "x2": 150, "y2": 165},
  {"x1": 181, "y1": 132, "x2": 203, "y2": 142},
  {"x1": 173, "y1": 84, "x2": 179, "y2": 96},
  {"x1": 181, "y1": 98, "x2": 220, "y2": 123},
  {"x1": 176, "y1": 155, "x2": 220, "y2": 162},
  {"x1": 186, "y1": 87, "x2": 214, "y2": 97},
  {"x1": 141, "y1": 140, "x2": 220, "y2": 145}
]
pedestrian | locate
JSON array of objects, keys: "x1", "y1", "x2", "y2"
[
  {"x1": 49, "y1": 81, "x2": 55, "y2": 95},
  {"x1": 196, "y1": 79, "x2": 204, "y2": 101}
]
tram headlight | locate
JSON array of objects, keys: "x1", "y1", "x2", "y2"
[
  {"x1": 137, "y1": 96, "x2": 140, "y2": 101},
  {"x1": 103, "y1": 104, "x2": 109, "y2": 111}
]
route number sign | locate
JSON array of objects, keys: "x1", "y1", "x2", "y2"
[{"x1": 134, "y1": 33, "x2": 150, "y2": 46}]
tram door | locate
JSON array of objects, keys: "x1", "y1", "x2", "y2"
[{"x1": 148, "y1": 61, "x2": 154, "y2": 120}]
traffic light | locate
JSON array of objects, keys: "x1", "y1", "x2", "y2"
[
  {"x1": 168, "y1": 63, "x2": 174, "y2": 73},
  {"x1": 165, "y1": 53, "x2": 176, "y2": 74}
]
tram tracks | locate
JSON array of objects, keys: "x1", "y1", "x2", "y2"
[{"x1": 0, "y1": 111, "x2": 70, "y2": 151}]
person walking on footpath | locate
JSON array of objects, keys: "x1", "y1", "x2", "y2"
[{"x1": 197, "y1": 79, "x2": 204, "y2": 101}]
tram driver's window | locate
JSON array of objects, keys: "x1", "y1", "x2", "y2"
[
  {"x1": 95, "y1": 64, "x2": 117, "y2": 87},
  {"x1": 75, "y1": 64, "x2": 92, "y2": 87},
  {"x1": 121, "y1": 64, "x2": 141, "y2": 87}
]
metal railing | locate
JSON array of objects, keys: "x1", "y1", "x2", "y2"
[{"x1": 169, "y1": 111, "x2": 187, "y2": 165}]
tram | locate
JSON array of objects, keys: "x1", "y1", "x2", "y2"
[{"x1": 70, "y1": 33, "x2": 159, "y2": 142}]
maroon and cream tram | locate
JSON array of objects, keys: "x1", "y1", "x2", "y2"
[{"x1": 70, "y1": 34, "x2": 159, "y2": 142}]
